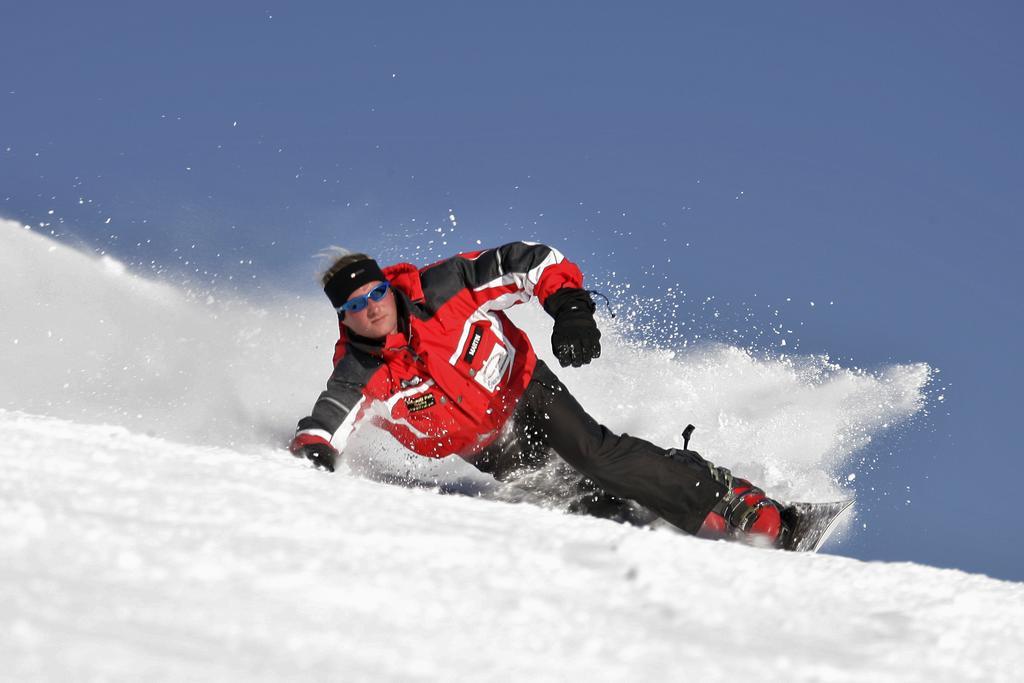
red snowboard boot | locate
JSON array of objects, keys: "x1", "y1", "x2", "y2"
[
  {"x1": 676, "y1": 425, "x2": 788, "y2": 547},
  {"x1": 699, "y1": 476, "x2": 786, "y2": 547}
]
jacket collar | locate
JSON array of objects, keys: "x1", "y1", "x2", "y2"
[{"x1": 383, "y1": 262, "x2": 425, "y2": 305}]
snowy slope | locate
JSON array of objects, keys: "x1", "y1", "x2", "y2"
[
  {"x1": 3, "y1": 411, "x2": 1023, "y2": 682},
  {"x1": 5, "y1": 218, "x2": 1019, "y2": 681}
]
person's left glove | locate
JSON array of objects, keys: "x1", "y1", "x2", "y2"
[
  {"x1": 291, "y1": 442, "x2": 338, "y2": 472},
  {"x1": 544, "y1": 288, "x2": 601, "y2": 368}
]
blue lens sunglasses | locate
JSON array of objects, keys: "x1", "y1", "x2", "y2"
[{"x1": 336, "y1": 281, "x2": 391, "y2": 316}]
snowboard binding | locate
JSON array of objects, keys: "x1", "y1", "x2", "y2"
[
  {"x1": 682, "y1": 424, "x2": 853, "y2": 552},
  {"x1": 681, "y1": 424, "x2": 792, "y2": 548}
]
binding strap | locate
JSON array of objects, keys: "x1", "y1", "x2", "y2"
[{"x1": 709, "y1": 476, "x2": 773, "y2": 532}]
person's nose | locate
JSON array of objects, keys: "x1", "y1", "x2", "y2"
[{"x1": 365, "y1": 294, "x2": 384, "y2": 315}]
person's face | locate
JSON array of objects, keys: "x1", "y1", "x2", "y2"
[{"x1": 341, "y1": 280, "x2": 399, "y2": 339}]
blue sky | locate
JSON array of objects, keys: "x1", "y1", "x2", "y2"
[{"x1": 3, "y1": 2, "x2": 1022, "y2": 580}]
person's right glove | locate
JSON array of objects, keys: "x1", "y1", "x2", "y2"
[
  {"x1": 291, "y1": 441, "x2": 339, "y2": 472},
  {"x1": 544, "y1": 288, "x2": 601, "y2": 368}
]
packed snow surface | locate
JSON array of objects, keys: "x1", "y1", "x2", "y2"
[
  {"x1": 4, "y1": 412, "x2": 1023, "y2": 682},
  {"x1": 4, "y1": 219, "x2": 1020, "y2": 681}
]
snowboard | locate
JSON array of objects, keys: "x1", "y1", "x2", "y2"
[{"x1": 779, "y1": 499, "x2": 855, "y2": 552}]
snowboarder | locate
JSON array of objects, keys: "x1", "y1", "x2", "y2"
[{"x1": 290, "y1": 242, "x2": 788, "y2": 546}]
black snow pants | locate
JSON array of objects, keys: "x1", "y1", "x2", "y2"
[{"x1": 464, "y1": 361, "x2": 728, "y2": 535}]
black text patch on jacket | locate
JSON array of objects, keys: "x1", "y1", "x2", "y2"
[
  {"x1": 405, "y1": 393, "x2": 436, "y2": 413},
  {"x1": 463, "y1": 325, "x2": 485, "y2": 364}
]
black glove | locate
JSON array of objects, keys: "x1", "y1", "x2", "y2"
[
  {"x1": 294, "y1": 442, "x2": 338, "y2": 472},
  {"x1": 544, "y1": 288, "x2": 601, "y2": 368}
]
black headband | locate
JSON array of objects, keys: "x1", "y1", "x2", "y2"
[{"x1": 324, "y1": 258, "x2": 387, "y2": 309}]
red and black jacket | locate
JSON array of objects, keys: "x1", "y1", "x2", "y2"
[{"x1": 290, "y1": 242, "x2": 584, "y2": 459}]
